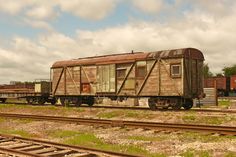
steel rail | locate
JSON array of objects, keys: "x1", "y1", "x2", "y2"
[
  {"x1": 0, "y1": 133, "x2": 140, "y2": 157},
  {"x1": 0, "y1": 113, "x2": 235, "y2": 136}
]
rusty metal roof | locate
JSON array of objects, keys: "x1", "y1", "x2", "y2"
[{"x1": 52, "y1": 48, "x2": 204, "y2": 68}]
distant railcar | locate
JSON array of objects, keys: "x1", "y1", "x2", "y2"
[
  {"x1": 0, "y1": 81, "x2": 56, "y2": 104},
  {"x1": 230, "y1": 75, "x2": 236, "y2": 90},
  {"x1": 51, "y1": 48, "x2": 205, "y2": 110},
  {"x1": 204, "y1": 76, "x2": 230, "y2": 96}
]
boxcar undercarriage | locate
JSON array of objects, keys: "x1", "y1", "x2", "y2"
[{"x1": 53, "y1": 95, "x2": 194, "y2": 110}]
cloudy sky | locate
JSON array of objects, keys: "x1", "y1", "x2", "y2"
[{"x1": 0, "y1": 0, "x2": 236, "y2": 83}]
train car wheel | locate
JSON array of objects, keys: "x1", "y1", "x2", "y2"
[
  {"x1": 0, "y1": 98, "x2": 6, "y2": 103},
  {"x1": 75, "y1": 98, "x2": 82, "y2": 107},
  {"x1": 26, "y1": 98, "x2": 33, "y2": 104},
  {"x1": 87, "y1": 97, "x2": 94, "y2": 107},
  {"x1": 183, "y1": 99, "x2": 193, "y2": 110},
  {"x1": 38, "y1": 98, "x2": 46, "y2": 105},
  {"x1": 87, "y1": 97, "x2": 95, "y2": 106},
  {"x1": 171, "y1": 104, "x2": 181, "y2": 110},
  {"x1": 148, "y1": 99, "x2": 157, "y2": 110},
  {"x1": 50, "y1": 98, "x2": 57, "y2": 105},
  {"x1": 162, "y1": 107, "x2": 168, "y2": 110}
]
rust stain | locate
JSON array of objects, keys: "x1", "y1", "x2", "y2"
[{"x1": 52, "y1": 48, "x2": 204, "y2": 68}]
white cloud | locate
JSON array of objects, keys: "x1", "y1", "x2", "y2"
[
  {"x1": 58, "y1": 0, "x2": 118, "y2": 20},
  {"x1": 0, "y1": 0, "x2": 29, "y2": 15},
  {"x1": 1, "y1": 1, "x2": 236, "y2": 83},
  {"x1": 23, "y1": 18, "x2": 53, "y2": 31},
  {"x1": 26, "y1": 5, "x2": 58, "y2": 20},
  {"x1": 132, "y1": 0, "x2": 164, "y2": 14},
  {"x1": 189, "y1": 0, "x2": 234, "y2": 17}
]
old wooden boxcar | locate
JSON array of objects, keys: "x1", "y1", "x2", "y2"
[{"x1": 51, "y1": 48, "x2": 204, "y2": 109}]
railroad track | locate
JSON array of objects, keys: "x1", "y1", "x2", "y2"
[
  {"x1": 2, "y1": 102, "x2": 236, "y2": 114},
  {"x1": 0, "y1": 113, "x2": 235, "y2": 136},
  {"x1": 0, "y1": 133, "x2": 139, "y2": 157}
]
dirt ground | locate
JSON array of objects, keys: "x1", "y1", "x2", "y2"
[
  {"x1": 0, "y1": 118, "x2": 235, "y2": 157},
  {"x1": 0, "y1": 104, "x2": 235, "y2": 156}
]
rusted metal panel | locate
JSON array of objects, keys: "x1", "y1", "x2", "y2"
[
  {"x1": 204, "y1": 77, "x2": 227, "y2": 90},
  {"x1": 52, "y1": 48, "x2": 204, "y2": 68},
  {"x1": 230, "y1": 75, "x2": 236, "y2": 90},
  {"x1": 0, "y1": 83, "x2": 34, "y2": 93},
  {"x1": 52, "y1": 52, "x2": 148, "y2": 68}
]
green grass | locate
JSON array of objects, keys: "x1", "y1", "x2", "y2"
[
  {"x1": 179, "y1": 132, "x2": 236, "y2": 143},
  {"x1": 97, "y1": 110, "x2": 155, "y2": 119},
  {"x1": 224, "y1": 152, "x2": 236, "y2": 157},
  {"x1": 97, "y1": 110, "x2": 122, "y2": 118},
  {"x1": 182, "y1": 111, "x2": 235, "y2": 125},
  {"x1": 47, "y1": 130, "x2": 165, "y2": 156},
  {"x1": 0, "y1": 129, "x2": 32, "y2": 138},
  {"x1": 181, "y1": 149, "x2": 211, "y2": 157},
  {"x1": 182, "y1": 112, "x2": 196, "y2": 123},
  {"x1": 218, "y1": 100, "x2": 231, "y2": 108},
  {"x1": 0, "y1": 103, "x2": 85, "y2": 113},
  {"x1": 201, "y1": 116, "x2": 225, "y2": 125}
]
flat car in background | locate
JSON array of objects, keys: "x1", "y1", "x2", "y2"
[
  {"x1": 0, "y1": 80, "x2": 56, "y2": 104},
  {"x1": 51, "y1": 48, "x2": 205, "y2": 110}
]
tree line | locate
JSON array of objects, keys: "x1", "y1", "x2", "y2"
[{"x1": 204, "y1": 64, "x2": 236, "y2": 78}]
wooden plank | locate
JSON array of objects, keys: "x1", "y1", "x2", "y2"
[
  {"x1": 117, "y1": 63, "x2": 135, "y2": 94},
  {"x1": 17, "y1": 145, "x2": 45, "y2": 151},
  {"x1": 160, "y1": 59, "x2": 181, "y2": 96},
  {"x1": 137, "y1": 59, "x2": 157, "y2": 95},
  {"x1": 4, "y1": 143, "x2": 32, "y2": 149},
  {"x1": 53, "y1": 68, "x2": 64, "y2": 95},
  {"x1": 28, "y1": 147, "x2": 56, "y2": 154},
  {"x1": 81, "y1": 66, "x2": 95, "y2": 93},
  {"x1": 67, "y1": 68, "x2": 80, "y2": 94},
  {"x1": 40, "y1": 149, "x2": 73, "y2": 156}
]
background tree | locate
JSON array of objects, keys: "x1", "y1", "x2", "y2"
[
  {"x1": 203, "y1": 63, "x2": 213, "y2": 78},
  {"x1": 222, "y1": 64, "x2": 236, "y2": 77},
  {"x1": 215, "y1": 73, "x2": 223, "y2": 77}
]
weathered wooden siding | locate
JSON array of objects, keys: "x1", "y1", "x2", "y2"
[
  {"x1": 52, "y1": 57, "x2": 203, "y2": 98},
  {"x1": 117, "y1": 58, "x2": 183, "y2": 96},
  {"x1": 183, "y1": 58, "x2": 204, "y2": 98},
  {"x1": 65, "y1": 67, "x2": 80, "y2": 95},
  {"x1": 52, "y1": 66, "x2": 81, "y2": 96},
  {"x1": 52, "y1": 68, "x2": 64, "y2": 95},
  {"x1": 97, "y1": 64, "x2": 115, "y2": 93},
  {"x1": 117, "y1": 63, "x2": 135, "y2": 95},
  {"x1": 81, "y1": 66, "x2": 96, "y2": 94},
  {"x1": 160, "y1": 59, "x2": 182, "y2": 96}
]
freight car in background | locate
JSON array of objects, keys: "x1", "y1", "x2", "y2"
[
  {"x1": 0, "y1": 80, "x2": 56, "y2": 104},
  {"x1": 51, "y1": 48, "x2": 205, "y2": 110},
  {"x1": 204, "y1": 76, "x2": 236, "y2": 97}
]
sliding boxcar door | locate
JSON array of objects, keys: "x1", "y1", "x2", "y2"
[{"x1": 97, "y1": 64, "x2": 115, "y2": 93}]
